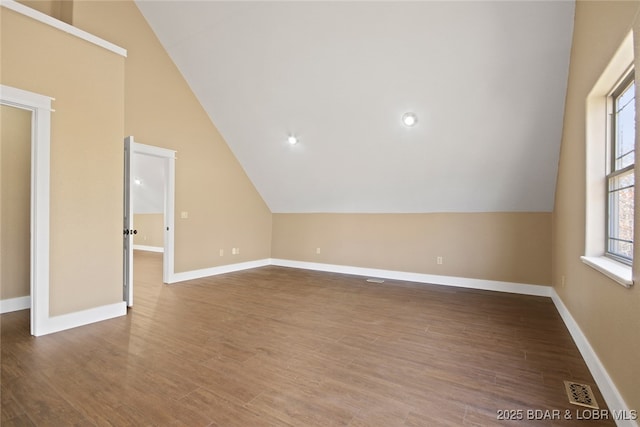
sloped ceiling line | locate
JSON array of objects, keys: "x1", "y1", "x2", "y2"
[{"x1": 135, "y1": 1, "x2": 575, "y2": 213}]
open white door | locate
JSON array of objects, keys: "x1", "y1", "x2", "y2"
[
  {"x1": 123, "y1": 136, "x2": 134, "y2": 306},
  {"x1": 124, "y1": 136, "x2": 176, "y2": 303}
]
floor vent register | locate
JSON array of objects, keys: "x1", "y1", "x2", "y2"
[{"x1": 564, "y1": 381, "x2": 599, "y2": 409}]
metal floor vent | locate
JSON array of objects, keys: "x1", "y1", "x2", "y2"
[
  {"x1": 366, "y1": 278, "x2": 385, "y2": 283},
  {"x1": 564, "y1": 381, "x2": 599, "y2": 409}
]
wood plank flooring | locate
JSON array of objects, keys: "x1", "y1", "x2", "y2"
[{"x1": 1, "y1": 251, "x2": 614, "y2": 426}]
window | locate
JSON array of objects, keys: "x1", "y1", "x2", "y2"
[
  {"x1": 582, "y1": 31, "x2": 634, "y2": 287},
  {"x1": 606, "y1": 72, "x2": 635, "y2": 264}
]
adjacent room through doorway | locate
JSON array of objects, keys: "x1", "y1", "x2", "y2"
[
  {"x1": 132, "y1": 152, "x2": 166, "y2": 255},
  {"x1": 0, "y1": 105, "x2": 32, "y2": 314}
]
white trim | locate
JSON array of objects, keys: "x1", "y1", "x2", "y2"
[
  {"x1": 31, "y1": 90, "x2": 51, "y2": 337},
  {"x1": 0, "y1": 296, "x2": 31, "y2": 314},
  {"x1": 584, "y1": 31, "x2": 634, "y2": 285},
  {"x1": 0, "y1": 85, "x2": 52, "y2": 110},
  {"x1": 131, "y1": 142, "x2": 176, "y2": 160},
  {"x1": 36, "y1": 302, "x2": 127, "y2": 337},
  {"x1": 124, "y1": 137, "x2": 134, "y2": 306},
  {"x1": 551, "y1": 289, "x2": 638, "y2": 427},
  {"x1": 580, "y1": 256, "x2": 633, "y2": 288},
  {"x1": 1, "y1": 0, "x2": 127, "y2": 57},
  {"x1": 269, "y1": 259, "x2": 552, "y2": 297},
  {"x1": 164, "y1": 151, "x2": 176, "y2": 283},
  {"x1": 169, "y1": 259, "x2": 271, "y2": 284},
  {"x1": 133, "y1": 245, "x2": 164, "y2": 253},
  {"x1": 1, "y1": 85, "x2": 51, "y2": 337}
]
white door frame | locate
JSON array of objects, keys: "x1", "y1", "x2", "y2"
[
  {"x1": 125, "y1": 136, "x2": 176, "y2": 293},
  {"x1": 1, "y1": 85, "x2": 52, "y2": 336}
]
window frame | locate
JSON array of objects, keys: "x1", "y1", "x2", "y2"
[
  {"x1": 605, "y1": 69, "x2": 635, "y2": 265},
  {"x1": 582, "y1": 30, "x2": 634, "y2": 288}
]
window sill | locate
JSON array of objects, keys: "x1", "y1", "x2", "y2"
[{"x1": 580, "y1": 256, "x2": 633, "y2": 288}]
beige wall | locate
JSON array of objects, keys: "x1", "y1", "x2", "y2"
[
  {"x1": 1, "y1": 7, "x2": 125, "y2": 315},
  {"x1": 273, "y1": 213, "x2": 552, "y2": 286},
  {"x1": 133, "y1": 213, "x2": 163, "y2": 248},
  {"x1": 6, "y1": 0, "x2": 638, "y2": 413},
  {"x1": 553, "y1": 0, "x2": 640, "y2": 412},
  {"x1": 0, "y1": 105, "x2": 31, "y2": 300},
  {"x1": 70, "y1": 1, "x2": 273, "y2": 272},
  {"x1": 67, "y1": 2, "x2": 553, "y2": 288},
  {"x1": 17, "y1": 0, "x2": 72, "y2": 24}
]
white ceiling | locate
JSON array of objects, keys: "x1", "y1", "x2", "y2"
[{"x1": 135, "y1": 1, "x2": 574, "y2": 213}]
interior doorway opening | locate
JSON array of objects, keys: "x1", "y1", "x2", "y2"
[
  {"x1": 0, "y1": 85, "x2": 52, "y2": 336},
  {"x1": 123, "y1": 137, "x2": 176, "y2": 307},
  {"x1": 0, "y1": 105, "x2": 32, "y2": 314},
  {"x1": 132, "y1": 153, "x2": 166, "y2": 254}
]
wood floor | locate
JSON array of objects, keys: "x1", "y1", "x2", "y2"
[{"x1": 2, "y1": 251, "x2": 614, "y2": 426}]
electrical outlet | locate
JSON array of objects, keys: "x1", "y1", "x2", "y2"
[
  {"x1": 180, "y1": 211, "x2": 188, "y2": 219},
  {"x1": 219, "y1": 249, "x2": 224, "y2": 256},
  {"x1": 561, "y1": 275, "x2": 565, "y2": 287},
  {"x1": 437, "y1": 256, "x2": 443, "y2": 265},
  {"x1": 316, "y1": 247, "x2": 321, "y2": 254}
]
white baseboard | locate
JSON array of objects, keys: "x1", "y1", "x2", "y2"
[
  {"x1": 270, "y1": 259, "x2": 552, "y2": 297},
  {"x1": 169, "y1": 258, "x2": 271, "y2": 283},
  {"x1": 35, "y1": 301, "x2": 127, "y2": 337},
  {"x1": 0, "y1": 295, "x2": 31, "y2": 314},
  {"x1": 551, "y1": 290, "x2": 638, "y2": 427},
  {"x1": 133, "y1": 245, "x2": 164, "y2": 253}
]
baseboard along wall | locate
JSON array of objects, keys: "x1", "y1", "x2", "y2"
[
  {"x1": 133, "y1": 245, "x2": 164, "y2": 253},
  {"x1": 0, "y1": 295, "x2": 30, "y2": 314}
]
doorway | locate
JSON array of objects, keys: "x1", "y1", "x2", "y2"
[
  {"x1": 0, "y1": 85, "x2": 52, "y2": 336},
  {"x1": 132, "y1": 151, "x2": 166, "y2": 255},
  {"x1": 1, "y1": 105, "x2": 32, "y2": 313},
  {"x1": 123, "y1": 136, "x2": 176, "y2": 307}
]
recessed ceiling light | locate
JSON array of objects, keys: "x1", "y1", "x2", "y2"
[
  {"x1": 134, "y1": 178, "x2": 142, "y2": 185},
  {"x1": 402, "y1": 112, "x2": 418, "y2": 127},
  {"x1": 288, "y1": 135, "x2": 298, "y2": 145}
]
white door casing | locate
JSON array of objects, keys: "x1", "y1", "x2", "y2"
[
  {"x1": 123, "y1": 136, "x2": 134, "y2": 306},
  {"x1": 0, "y1": 85, "x2": 52, "y2": 336}
]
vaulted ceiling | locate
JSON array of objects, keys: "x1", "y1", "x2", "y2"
[{"x1": 135, "y1": 1, "x2": 575, "y2": 213}]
